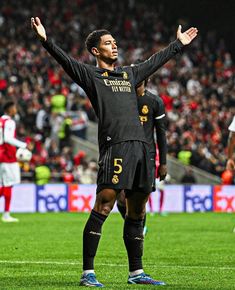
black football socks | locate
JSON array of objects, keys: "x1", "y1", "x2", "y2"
[
  {"x1": 123, "y1": 216, "x2": 144, "y2": 271},
  {"x1": 83, "y1": 209, "x2": 107, "y2": 270}
]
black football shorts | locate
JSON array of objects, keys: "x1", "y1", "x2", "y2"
[{"x1": 96, "y1": 141, "x2": 152, "y2": 194}]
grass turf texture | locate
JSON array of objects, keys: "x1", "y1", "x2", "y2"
[{"x1": 0, "y1": 213, "x2": 234, "y2": 290}]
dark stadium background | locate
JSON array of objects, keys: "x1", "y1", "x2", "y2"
[{"x1": 159, "y1": 0, "x2": 235, "y2": 59}]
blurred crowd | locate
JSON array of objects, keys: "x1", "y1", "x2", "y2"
[{"x1": 0, "y1": 0, "x2": 234, "y2": 182}]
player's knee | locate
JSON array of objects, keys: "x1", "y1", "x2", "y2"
[
  {"x1": 94, "y1": 202, "x2": 114, "y2": 215},
  {"x1": 94, "y1": 188, "x2": 117, "y2": 215},
  {"x1": 128, "y1": 206, "x2": 146, "y2": 219},
  {"x1": 94, "y1": 199, "x2": 115, "y2": 215},
  {"x1": 101, "y1": 204, "x2": 114, "y2": 215}
]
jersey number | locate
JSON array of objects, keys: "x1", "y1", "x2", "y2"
[{"x1": 114, "y1": 158, "x2": 123, "y2": 174}]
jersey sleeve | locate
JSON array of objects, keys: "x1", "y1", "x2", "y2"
[
  {"x1": 154, "y1": 96, "x2": 166, "y2": 121},
  {"x1": 42, "y1": 39, "x2": 95, "y2": 97},
  {"x1": 154, "y1": 97, "x2": 167, "y2": 165},
  {"x1": 228, "y1": 116, "x2": 235, "y2": 132},
  {"x1": 4, "y1": 119, "x2": 27, "y2": 148},
  {"x1": 131, "y1": 40, "x2": 183, "y2": 86}
]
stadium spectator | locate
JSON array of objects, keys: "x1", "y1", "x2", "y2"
[
  {"x1": 0, "y1": 101, "x2": 31, "y2": 222},
  {"x1": 58, "y1": 113, "x2": 72, "y2": 150},
  {"x1": 221, "y1": 169, "x2": 233, "y2": 185},
  {"x1": 70, "y1": 109, "x2": 88, "y2": 140},
  {"x1": 62, "y1": 170, "x2": 74, "y2": 184},
  {"x1": 34, "y1": 162, "x2": 51, "y2": 185},
  {"x1": 180, "y1": 167, "x2": 197, "y2": 184},
  {"x1": 35, "y1": 103, "x2": 51, "y2": 141},
  {"x1": 51, "y1": 90, "x2": 66, "y2": 114}
]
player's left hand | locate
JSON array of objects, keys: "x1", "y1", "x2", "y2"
[
  {"x1": 158, "y1": 164, "x2": 167, "y2": 181},
  {"x1": 177, "y1": 25, "x2": 198, "y2": 45}
]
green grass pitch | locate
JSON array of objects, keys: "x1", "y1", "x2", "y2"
[{"x1": 0, "y1": 212, "x2": 234, "y2": 289}]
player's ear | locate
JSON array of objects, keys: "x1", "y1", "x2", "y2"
[{"x1": 91, "y1": 47, "x2": 100, "y2": 57}]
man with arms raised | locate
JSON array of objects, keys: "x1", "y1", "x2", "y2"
[{"x1": 31, "y1": 17, "x2": 197, "y2": 287}]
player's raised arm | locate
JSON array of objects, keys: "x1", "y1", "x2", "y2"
[
  {"x1": 31, "y1": 17, "x2": 47, "y2": 41},
  {"x1": 132, "y1": 25, "x2": 198, "y2": 86},
  {"x1": 30, "y1": 17, "x2": 92, "y2": 91}
]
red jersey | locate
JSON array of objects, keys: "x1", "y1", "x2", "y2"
[{"x1": 0, "y1": 115, "x2": 26, "y2": 163}]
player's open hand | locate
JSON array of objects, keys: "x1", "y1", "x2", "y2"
[
  {"x1": 31, "y1": 17, "x2": 47, "y2": 41},
  {"x1": 177, "y1": 25, "x2": 198, "y2": 45}
]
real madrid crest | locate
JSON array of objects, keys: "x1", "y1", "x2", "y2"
[
  {"x1": 123, "y1": 72, "x2": 128, "y2": 79},
  {"x1": 112, "y1": 174, "x2": 119, "y2": 184},
  {"x1": 142, "y1": 105, "x2": 149, "y2": 114}
]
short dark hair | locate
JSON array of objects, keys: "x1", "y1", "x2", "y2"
[
  {"x1": 3, "y1": 101, "x2": 15, "y2": 113},
  {"x1": 85, "y1": 29, "x2": 111, "y2": 55}
]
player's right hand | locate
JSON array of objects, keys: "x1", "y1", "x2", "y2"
[{"x1": 31, "y1": 17, "x2": 47, "y2": 41}]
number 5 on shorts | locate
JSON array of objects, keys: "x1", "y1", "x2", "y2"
[{"x1": 114, "y1": 158, "x2": 123, "y2": 174}]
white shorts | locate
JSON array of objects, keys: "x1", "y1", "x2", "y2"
[{"x1": 0, "y1": 162, "x2": 21, "y2": 186}]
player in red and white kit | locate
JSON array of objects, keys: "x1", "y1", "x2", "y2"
[{"x1": 0, "y1": 101, "x2": 30, "y2": 222}]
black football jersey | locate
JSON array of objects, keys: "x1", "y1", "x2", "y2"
[{"x1": 42, "y1": 39, "x2": 182, "y2": 149}]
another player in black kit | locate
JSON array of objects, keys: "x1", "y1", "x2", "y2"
[
  {"x1": 137, "y1": 81, "x2": 167, "y2": 182},
  {"x1": 117, "y1": 78, "x2": 167, "y2": 232},
  {"x1": 31, "y1": 17, "x2": 198, "y2": 287}
]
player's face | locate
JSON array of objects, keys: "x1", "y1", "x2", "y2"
[
  {"x1": 97, "y1": 34, "x2": 118, "y2": 63},
  {"x1": 9, "y1": 105, "x2": 17, "y2": 117}
]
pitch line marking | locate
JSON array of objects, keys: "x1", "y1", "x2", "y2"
[{"x1": 0, "y1": 260, "x2": 234, "y2": 271}]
